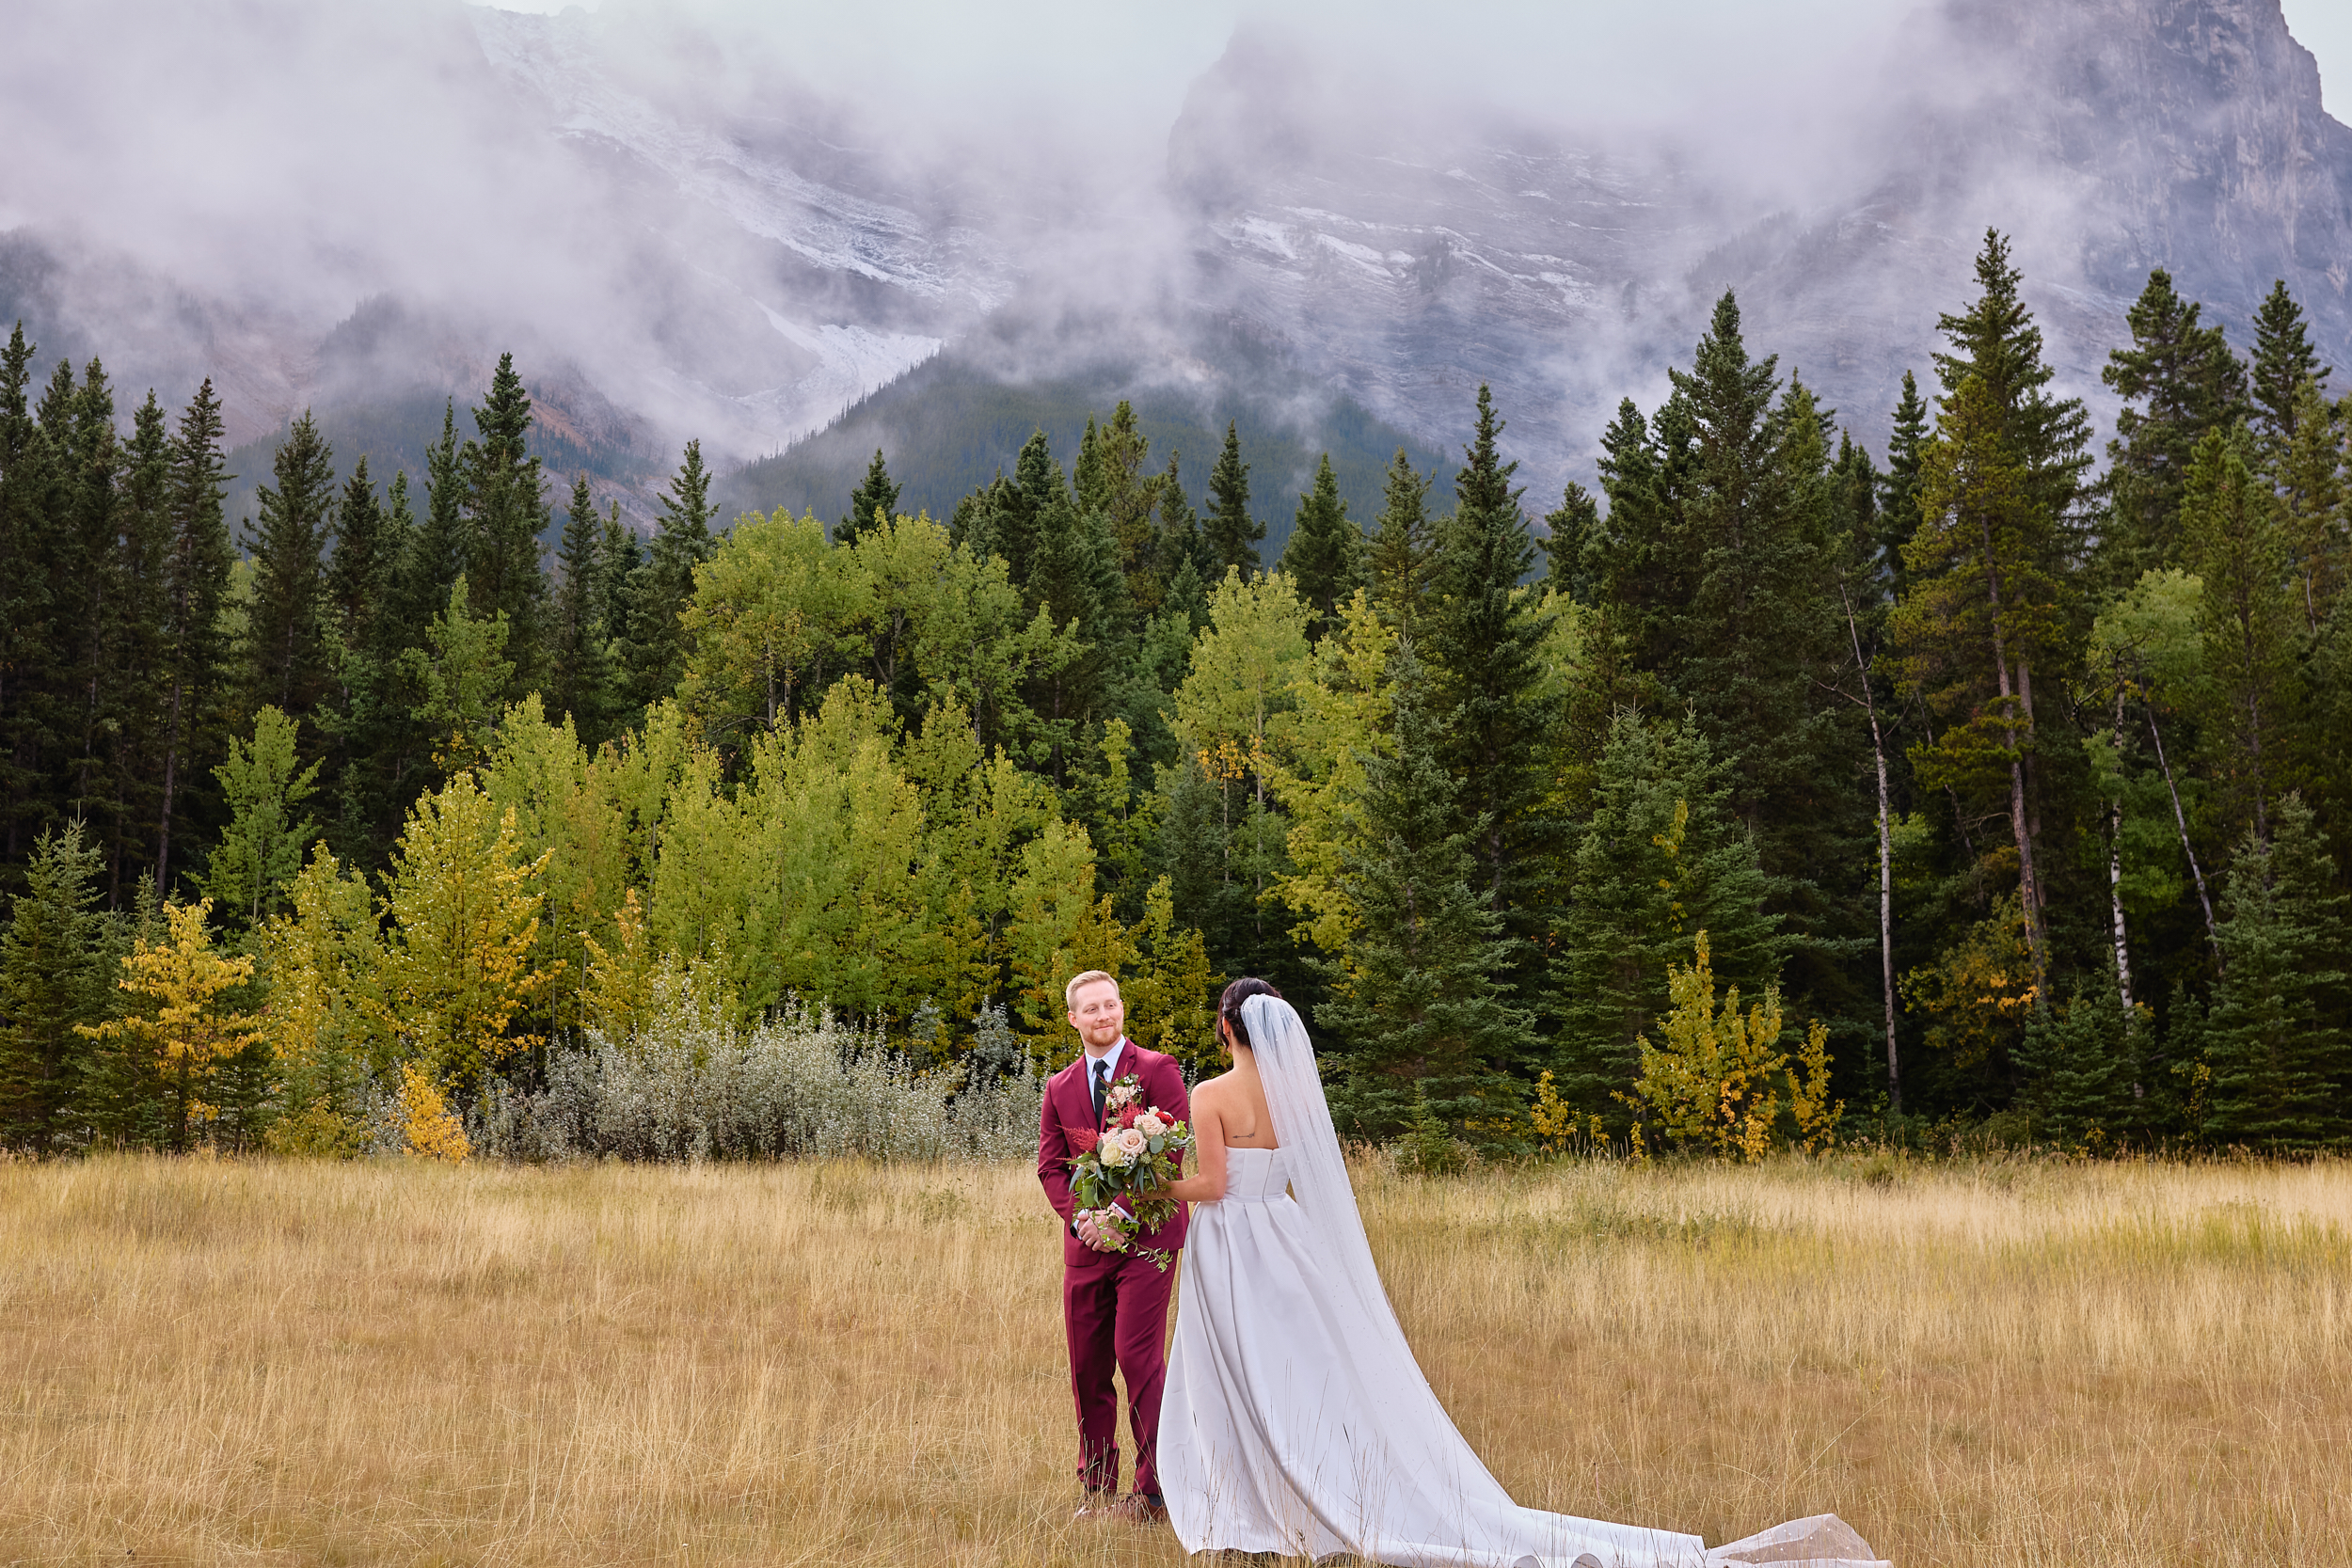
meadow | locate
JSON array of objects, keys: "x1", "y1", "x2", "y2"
[{"x1": 0, "y1": 1153, "x2": 2346, "y2": 1567}]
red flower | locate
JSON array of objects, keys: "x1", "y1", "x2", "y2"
[
  {"x1": 1118, "y1": 1105, "x2": 1142, "y2": 1129},
  {"x1": 1070, "y1": 1126, "x2": 1100, "y2": 1153}
]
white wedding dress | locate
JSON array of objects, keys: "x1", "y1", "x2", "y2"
[{"x1": 1158, "y1": 996, "x2": 1888, "y2": 1568}]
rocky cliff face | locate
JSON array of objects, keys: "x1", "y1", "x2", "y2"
[{"x1": 1168, "y1": 0, "x2": 2352, "y2": 484}]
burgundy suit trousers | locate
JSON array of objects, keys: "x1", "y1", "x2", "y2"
[{"x1": 1062, "y1": 1243, "x2": 1177, "y2": 1498}]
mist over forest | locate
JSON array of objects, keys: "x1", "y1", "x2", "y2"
[{"x1": 1, "y1": 0, "x2": 2350, "y2": 1158}]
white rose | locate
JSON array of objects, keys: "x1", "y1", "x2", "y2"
[
  {"x1": 1135, "y1": 1112, "x2": 1167, "y2": 1138},
  {"x1": 1099, "y1": 1138, "x2": 1134, "y2": 1168}
]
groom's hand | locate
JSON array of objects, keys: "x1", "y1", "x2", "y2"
[{"x1": 1074, "y1": 1212, "x2": 1116, "y2": 1251}]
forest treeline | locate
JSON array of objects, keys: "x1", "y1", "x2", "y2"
[{"x1": 1, "y1": 229, "x2": 2347, "y2": 1158}]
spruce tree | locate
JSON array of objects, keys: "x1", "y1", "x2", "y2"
[
  {"x1": 1423, "y1": 386, "x2": 1557, "y2": 963},
  {"x1": 0, "y1": 324, "x2": 54, "y2": 870},
  {"x1": 1934, "y1": 230, "x2": 2094, "y2": 535},
  {"x1": 153, "y1": 379, "x2": 233, "y2": 895},
  {"x1": 630, "y1": 439, "x2": 718, "y2": 709},
  {"x1": 837, "y1": 448, "x2": 901, "y2": 545},
  {"x1": 1550, "y1": 710, "x2": 1784, "y2": 1117},
  {"x1": 1319, "y1": 641, "x2": 1532, "y2": 1140},
  {"x1": 1889, "y1": 375, "x2": 2073, "y2": 994},
  {"x1": 1278, "y1": 452, "x2": 1361, "y2": 632},
  {"x1": 1203, "y1": 420, "x2": 1264, "y2": 575},
  {"x1": 2019, "y1": 963, "x2": 2144, "y2": 1147},
  {"x1": 2276, "y1": 376, "x2": 2347, "y2": 634},
  {"x1": 2201, "y1": 793, "x2": 2348, "y2": 1148},
  {"x1": 2099, "y1": 268, "x2": 2249, "y2": 581},
  {"x1": 599, "y1": 502, "x2": 642, "y2": 664},
  {"x1": 460, "y1": 354, "x2": 549, "y2": 689},
  {"x1": 244, "y1": 410, "x2": 337, "y2": 726},
  {"x1": 1539, "y1": 481, "x2": 1601, "y2": 604},
  {"x1": 1366, "y1": 448, "x2": 1437, "y2": 639},
  {"x1": 1878, "y1": 371, "x2": 1930, "y2": 603},
  {"x1": 56, "y1": 359, "x2": 125, "y2": 844},
  {"x1": 324, "y1": 458, "x2": 389, "y2": 653},
  {"x1": 2180, "y1": 426, "x2": 2299, "y2": 844},
  {"x1": 322, "y1": 464, "x2": 416, "y2": 867},
  {"x1": 551, "y1": 473, "x2": 616, "y2": 743},
  {"x1": 106, "y1": 390, "x2": 175, "y2": 890},
  {"x1": 2249, "y1": 279, "x2": 2329, "y2": 451},
  {"x1": 396, "y1": 402, "x2": 467, "y2": 635},
  {"x1": 1152, "y1": 451, "x2": 1212, "y2": 617},
  {"x1": 0, "y1": 822, "x2": 110, "y2": 1149},
  {"x1": 1095, "y1": 402, "x2": 1165, "y2": 608}
]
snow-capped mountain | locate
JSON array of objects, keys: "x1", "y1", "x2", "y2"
[{"x1": 3, "y1": 0, "x2": 2346, "y2": 515}]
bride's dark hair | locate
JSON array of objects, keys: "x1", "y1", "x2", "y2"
[{"x1": 1218, "y1": 977, "x2": 1284, "y2": 1051}]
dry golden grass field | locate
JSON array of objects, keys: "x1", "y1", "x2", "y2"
[{"x1": 1, "y1": 1153, "x2": 2347, "y2": 1567}]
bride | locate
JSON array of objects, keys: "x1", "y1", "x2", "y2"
[{"x1": 1147, "y1": 979, "x2": 1888, "y2": 1568}]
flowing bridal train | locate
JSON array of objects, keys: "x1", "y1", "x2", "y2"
[{"x1": 1156, "y1": 990, "x2": 1888, "y2": 1568}]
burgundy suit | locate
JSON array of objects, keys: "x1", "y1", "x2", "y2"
[{"x1": 1037, "y1": 1040, "x2": 1190, "y2": 1500}]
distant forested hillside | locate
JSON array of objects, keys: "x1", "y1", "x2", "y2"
[{"x1": 719, "y1": 352, "x2": 1454, "y2": 558}]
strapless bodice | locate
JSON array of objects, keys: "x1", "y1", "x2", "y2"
[{"x1": 1219, "y1": 1145, "x2": 1289, "y2": 1203}]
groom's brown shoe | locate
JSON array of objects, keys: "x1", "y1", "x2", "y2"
[
  {"x1": 1103, "y1": 1493, "x2": 1168, "y2": 1525},
  {"x1": 1071, "y1": 1490, "x2": 1120, "y2": 1521}
]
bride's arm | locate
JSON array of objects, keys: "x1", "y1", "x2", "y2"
[{"x1": 1157, "y1": 1086, "x2": 1227, "y2": 1204}]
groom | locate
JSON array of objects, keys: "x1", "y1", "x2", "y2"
[{"x1": 1037, "y1": 970, "x2": 1189, "y2": 1523}]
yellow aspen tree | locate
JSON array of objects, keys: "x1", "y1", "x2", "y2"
[
  {"x1": 377, "y1": 772, "x2": 558, "y2": 1091},
  {"x1": 1621, "y1": 930, "x2": 1837, "y2": 1160},
  {"x1": 1008, "y1": 818, "x2": 1132, "y2": 1049},
  {"x1": 77, "y1": 898, "x2": 263, "y2": 1151},
  {"x1": 257, "y1": 847, "x2": 383, "y2": 1154},
  {"x1": 1268, "y1": 589, "x2": 1394, "y2": 955},
  {"x1": 396, "y1": 1060, "x2": 471, "y2": 1162}
]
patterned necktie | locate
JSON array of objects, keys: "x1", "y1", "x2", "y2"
[{"x1": 1091, "y1": 1057, "x2": 1109, "y2": 1125}]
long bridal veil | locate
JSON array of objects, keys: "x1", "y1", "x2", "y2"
[{"x1": 1229, "y1": 993, "x2": 1890, "y2": 1568}]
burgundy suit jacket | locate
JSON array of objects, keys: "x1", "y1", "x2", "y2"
[{"x1": 1038, "y1": 1041, "x2": 1191, "y2": 1269}]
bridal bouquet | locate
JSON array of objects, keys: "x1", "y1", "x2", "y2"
[{"x1": 1069, "y1": 1075, "x2": 1192, "y2": 1271}]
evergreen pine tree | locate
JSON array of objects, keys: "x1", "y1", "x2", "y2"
[
  {"x1": 105, "y1": 390, "x2": 175, "y2": 892},
  {"x1": 2180, "y1": 426, "x2": 2300, "y2": 844},
  {"x1": 321, "y1": 463, "x2": 417, "y2": 867},
  {"x1": 1319, "y1": 641, "x2": 1532, "y2": 1141},
  {"x1": 55, "y1": 359, "x2": 127, "y2": 850},
  {"x1": 1550, "y1": 710, "x2": 1784, "y2": 1117},
  {"x1": 1934, "y1": 230, "x2": 2094, "y2": 534},
  {"x1": 2201, "y1": 793, "x2": 2348, "y2": 1148},
  {"x1": 1366, "y1": 449, "x2": 1437, "y2": 639},
  {"x1": 460, "y1": 354, "x2": 549, "y2": 690},
  {"x1": 0, "y1": 323, "x2": 55, "y2": 871},
  {"x1": 325, "y1": 457, "x2": 389, "y2": 651},
  {"x1": 1539, "y1": 480, "x2": 1601, "y2": 604},
  {"x1": 837, "y1": 448, "x2": 901, "y2": 545},
  {"x1": 1423, "y1": 385, "x2": 1558, "y2": 979},
  {"x1": 1152, "y1": 451, "x2": 1212, "y2": 618},
  {"x1": 244, "y1": 410, "x2": 337, "y2": 726},
  {"x1": 0, "y1": 822, "x2": 110, "y2": 1149},
  {"x1": 630, "y1": 439, "x2": 718, "y2": 709},
  {"x1": 1878, "y1": 371, "x2": 1930, "y2": 603},
  {"x1": 2099, "y1": 268, "x2": 2249, "y2": 581},
  {"x1": 2019, "y1": 963, "x2": 2144, "y2": 1147},
  {"x1": 153, "y1": 379, "x2": 233, "y2": 895},
  {"x1": 2249, "y1": 279, "x2": 2329, "y2": 451},
  {"x1": 1278, "y1": 452, "x2": 1361, "y2": 633},
  {"x1": 550, "y1": 473, "x2": 616, "y2": 743},
  {"x1": 599, "y1": 502, "x2": 642, "y2": 663},
  {"x1": 2276, "y1": 376, "x2": 2347, "y2": 634},
  {"x1": 1203, "y1": 420, "x2": 1264, "y2": 575},
  {"x1": 396, "y1": 402, "x2": 468, "y2": 635}
]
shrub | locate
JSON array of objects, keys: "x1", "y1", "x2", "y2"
[{"x1": 467, "y1": 997, "x2": 1041, "y2": 1163}]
